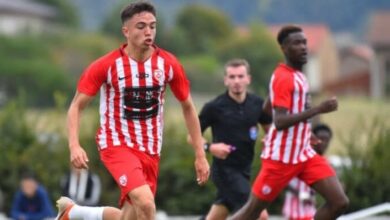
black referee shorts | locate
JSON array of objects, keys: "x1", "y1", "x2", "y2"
[{"x1": 211, "y1": 165, "x2": 251, "y2": 212}]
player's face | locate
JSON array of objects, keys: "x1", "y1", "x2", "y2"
[
  {"x1": 283, "y1": 32, "x2": 308, "y2": 65},
  {"x1": 313, "y1": 130, "x2": 331, "y2": 155},
  {"x1": 122, "y1": 12, "x2": 156, "y2": 50},
  {"x1": 224, "y1": 65, "x2": 251, "y2": 95}
]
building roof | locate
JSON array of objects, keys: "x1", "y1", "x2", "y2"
[
  {"x1": 367, "y1": 11, "x2": 390, "y2": 46},
  {"x1": 0, "y1": 0, "x2": 56, "y2": 18},
  {"x1": 268, "y1": 24, "x2": 331, "y2": 54}
]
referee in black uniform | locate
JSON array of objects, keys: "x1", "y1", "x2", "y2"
[{"x1": 195, "y1": 59, "x2": 271, "y2": 220}]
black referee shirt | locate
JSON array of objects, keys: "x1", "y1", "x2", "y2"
[{"x1": 199, "y1": 91, "x2": 272, "y2": 173}]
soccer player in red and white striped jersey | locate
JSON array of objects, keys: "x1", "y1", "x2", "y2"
[
  {"x1": 55, "y1": 2, "x2": 210, "y2": 220},
  {"x1": 230, "y1": 25, "x2": 348, "y2": 220}
]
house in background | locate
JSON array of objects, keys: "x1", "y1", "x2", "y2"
[
  {"x1": 268, "y1": 24, "x2": 340, "y2": 94},
  {"x1": 367, "y1": 10, "x2": 390, "y2": 98},
  {"x1": 0, "y1": 0, "x2": 56, "y2": 35},
  {"x1": 325, "y1": 44, "x2": 373, "y2": 96}
]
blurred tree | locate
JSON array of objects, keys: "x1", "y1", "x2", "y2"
[
  {"x1": 180, "y1": 55, "x2": 224, "y2": 94},
  {"x1": 217, "y1": 23, "x2": 283, "y2": 95},
  {"x1": 35, "y1": 0, "x2": 79, "y2": 27},
  {"x1": 0, "y1": 36, "x2": 73, "y2": 107},
  {"x1": 176, "y1": 5, "x2": 233, "y2": 55},
  {"x1": 100, "y1": 1, "x2": 126, "y2": 40}
]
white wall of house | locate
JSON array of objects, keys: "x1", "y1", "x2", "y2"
[
  {"x1": 306, "y1": 56, "x2": 321, "y2": 93},
  {"x1": 0, "y1": 0, "x2": 56, "y2": 36},
  {"x1": 0, "y1": 13, "x2": 45, "y2": 35}
]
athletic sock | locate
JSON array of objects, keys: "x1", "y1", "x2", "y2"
[{"x1": 68, "y1": 205, "x2": 105, "y2": 220}]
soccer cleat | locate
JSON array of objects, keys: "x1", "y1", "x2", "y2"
[{"x1": 55, "y1": 196, "x2": 75, "y2": 220}]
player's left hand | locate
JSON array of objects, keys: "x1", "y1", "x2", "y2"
[{"x1": 195, "y1": 156, "x2": 210, "y2": 185}]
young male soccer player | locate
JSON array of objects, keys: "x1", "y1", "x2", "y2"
[
  {"x1": 229, "y1": 25, "x2": 349, "y2": 220},
  {"x1": 55, "y1": 1, "x2": 209, "y2": 220}
]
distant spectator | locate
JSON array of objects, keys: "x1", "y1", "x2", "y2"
[
  {"x1": 10, "y1": 172, "x2": 55, "y2": 220},
  {"x1": 60, "y1": 167, "x2": 101, "y2": 206},
  {"x1": 282, "y1": 123, "x2": 333, "y2": 220}
]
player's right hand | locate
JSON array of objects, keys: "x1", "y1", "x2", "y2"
[
  {"x1": 209, "y1": 143, "x2": 233, "y2": 159},
  {"x1": 69, "y1": 145, "x2": 89, "y2": 169},
  {"x1": 318, "y1": 96, "x2": 338, "y2": 114}
]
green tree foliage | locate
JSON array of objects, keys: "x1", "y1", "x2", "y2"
[
  {"x1": 0, "y1": 36, "x2": 73, "y2": 106},
  {"x1": 0, "y1": 30, "x2": 118, "y2": 107},
  {"x1": 339, "y1": 116, "x2": 390, "y2": 213},
  {"x1": 175, "y1": 5, "x2": 233, "y2": 55},
  {"x1": 217, "y1": 24, "x2": 283, "y2": 95},
  {"x1": 35, "y1": 0, "x2": 79, "y2": 27},
  {"x1": 181, "y1": 55, "x2": 224, "y2": 94},
  {"x1": 100, "y1": 0, "x2": 127, "y2": 40}
]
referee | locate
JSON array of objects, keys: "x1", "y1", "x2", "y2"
[{"x1": 193, "y1": 59, "x2": 271, "y2": 220}]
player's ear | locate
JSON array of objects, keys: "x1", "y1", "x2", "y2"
[
  {"x1": 122, "y1": 26, "x2": 128, "y2": 38},
  {"x1": 223, "y1": 75, "x2": 229, "y2": 87}
]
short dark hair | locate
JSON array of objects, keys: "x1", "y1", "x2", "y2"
[
  {"x1": 312, "y1": 123, "x2": 332, "y2": 137},
  {"x1": 121, "y1": 1, "x2": 156, "y2": 24},
  {"x1": 224, "y1": 58, "x2": 250, "y2": 75},
  {"x1": 20, "y1": 171, "x2": 37, "y2": 181},
  {"x1": 277, "y1": 25, "x2": 302, "y2": 45}
]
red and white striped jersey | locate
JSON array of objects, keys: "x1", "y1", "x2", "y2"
[
  {"x1": 261, "y1": 63, "x2": 316, "y2": 164},
  {"x1": 77, "y1": 44, "x2": 190, "y2": 155},
  {"x1": 282, "y1": 177, "x2": 316, "y2": 219}
]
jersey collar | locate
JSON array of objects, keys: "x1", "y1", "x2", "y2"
[{"x1": 119, "y1": 43, "x2": 160, "y2": 60}]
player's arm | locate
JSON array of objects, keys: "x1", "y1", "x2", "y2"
[
  {"x1": 273, "y1": 97, "x2": 338, "y2": 130},
  {"x1": 67, "y1": 92, "x2": 94, "y2": 169},
  {"x1": 260, "y1": 97, "x2": 272, "y2": 134},
  {"x1": 180, "y1": 95, "x2": 210, "y2": 185}
]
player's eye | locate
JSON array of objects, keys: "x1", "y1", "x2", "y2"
[{"x1": 136, "y1": 23, "x2": 146, "y2": 29}]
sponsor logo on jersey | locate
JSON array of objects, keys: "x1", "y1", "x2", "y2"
[{"x1": 136, "y1": 72, "x2": 149, "y2": 79}]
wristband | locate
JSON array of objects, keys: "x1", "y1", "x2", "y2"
[{"x1": 203, "y1": 143, "x2": 210, "y2": 152}]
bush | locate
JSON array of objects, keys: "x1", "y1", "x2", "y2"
[
  {"x1": 339, "y1": 116, "x2": 390, "y2": 212},
  {"x1": 156, "y1": 106, "x2": 215, "y2": 215},
  {"x1": 0, "y1": 99, "x2": 68, "y2": 212}
]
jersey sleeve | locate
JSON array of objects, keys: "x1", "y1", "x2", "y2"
[
  {"x1": 199, "y1": 102, "x2": 215, "y2": 133},
  {"x1": 271, "y1": 72, "x2": 294, "y2": 109},
  {"x1": 77, "y1": 59, "x2": 107, "y2": 96},
  {"x1": 168, "y1": 59, "x2": 190, "y2": 101}
]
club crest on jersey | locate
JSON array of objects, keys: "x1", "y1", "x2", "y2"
[
  {"x1": 262, "y1": 184, "x2": 272, "y2": 195},
  {"x1": 119, "y1": 174, "x2": 127, "y2": 186},
  {"x1": 153, "y1": 69, "x2": 163, "y2": 80}
]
